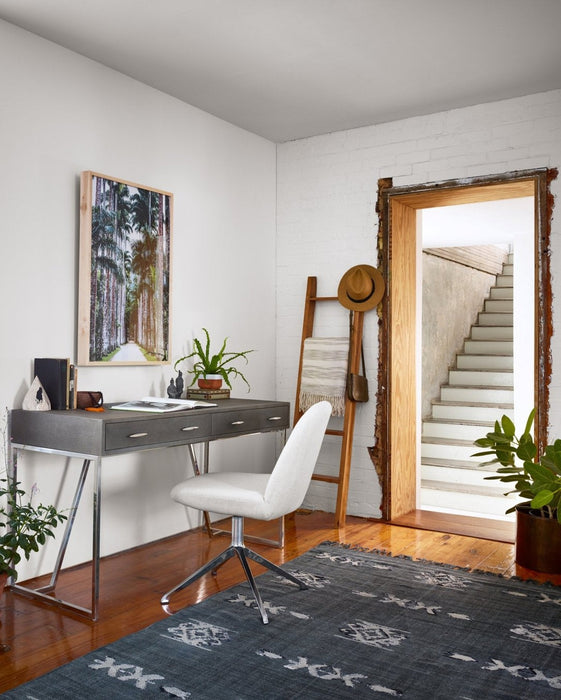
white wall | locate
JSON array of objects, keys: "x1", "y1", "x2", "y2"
[
  {"x1": 277, "y1": 90, "x2": 561, "y2": 518},
  {"x1": 0, "y1": 21, "x2": 277, "y2": 578}
]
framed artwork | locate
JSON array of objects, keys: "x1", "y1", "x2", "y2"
[{"x1": 78, "y1": 171, "x2": 173, "y2": 365}]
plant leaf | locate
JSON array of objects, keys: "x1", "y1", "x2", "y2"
[
  {"x1": 517, "y1": 436, "x2": 537, "y2": 462},
  {"x1": 501, "y1": 415, "x2": 515, "y2": 438},
  {"x1": 531, "y1": 490, "x2": 554, "y2": 509},
  {"x1": 523, "y1": 408, "x2": 536, "y2": 436}
]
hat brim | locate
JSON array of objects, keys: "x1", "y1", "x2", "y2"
[{"x1": 337, "y1": 264, "x2": 385, "y2": 311}]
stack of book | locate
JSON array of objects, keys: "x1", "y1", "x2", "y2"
[
  {"x1": 33, "y1": 358, "x2": 78, "y2": 410},
  {"x1": 186, "y1": 387, "x2": 230, "y2": 400}
]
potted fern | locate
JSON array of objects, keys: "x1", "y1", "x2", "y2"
[
  {"x1": 174, "y1": 328, "x2": 253, "y2": 392},
  {"x1": 473, "y1": 408, "x2": 561, "y2": 574}
]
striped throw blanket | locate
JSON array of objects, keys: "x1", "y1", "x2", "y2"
[{"x1": 299, "y1": 337, "x2": 349, "y2": 416}]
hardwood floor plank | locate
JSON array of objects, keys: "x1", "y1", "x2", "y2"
[
  {"x1": 392, "y1": 509, "x2": 516, "y2": 543},
  {"x1": 0, "y1": 510, "x2": 559, "y2": 694},
  {"x1": 474, "y1": 547, "x2": 517, "y2": 576}
]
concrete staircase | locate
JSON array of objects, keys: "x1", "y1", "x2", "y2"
[{"x1": 420, "y1": 254, "x2": 517, "y2": 520}]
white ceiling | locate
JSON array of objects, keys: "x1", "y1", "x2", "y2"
[{"x1": 1, "y1": 0, "x2": 561, "y2": 143}]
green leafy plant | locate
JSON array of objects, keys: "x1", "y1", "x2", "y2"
[
  {"x1": 473, "y1": 409, "x2": 561, "y2": 522},
  {"x1": 0, "y1": 477, "x2": 67, "y2": 579},
  {"x1": 174, "y1": 328, "x2": 253, "y2": 391},
  {"x1": 0, "y1": 410, "x2": 67, "y2": 581}
]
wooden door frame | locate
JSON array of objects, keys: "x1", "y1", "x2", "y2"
[{"x1": 371, "y1": 168, "x2": 556, "y2": 521}]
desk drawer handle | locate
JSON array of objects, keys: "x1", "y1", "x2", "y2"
[
  {"x1": 128, "y1": 432, "x2": 149, "y2": 438},
  {"x1": 231, "y1": 420, "x2": 245, "y2": 425},
  {"x1": 267, "y1": 416, "x2": 282, "y2": 421},
  {"x1": 181, "y1": 426, "x2": 200, "y2": 432}
]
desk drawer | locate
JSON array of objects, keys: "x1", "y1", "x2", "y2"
[
  {"x1": 212, "y1": 404, "x2": 289, "y2": 438},
  {"x1": 105, "y1": 413, "x2": 212, "y2": 451}
]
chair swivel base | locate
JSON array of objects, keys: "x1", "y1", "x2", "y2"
[{"x1": 161, "y1": 516, "x2": 307, "y2": 624}]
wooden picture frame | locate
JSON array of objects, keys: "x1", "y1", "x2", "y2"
[{"x1": 78, "y1": 171, "x2": 173, "y2": 366}]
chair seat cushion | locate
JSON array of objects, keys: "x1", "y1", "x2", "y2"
[{"x1": 170, "y1": 472, "x2": 279, "y2": 520}]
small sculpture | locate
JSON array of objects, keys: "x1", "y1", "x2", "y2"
[
  {"x1": 175, "y1": 370, "x2": 184, "y2": 398},
  {"x1": 167, "y1": 371, "x2": 184, "y2": 399},
  {"x1": 22, "y1": 377, "x2": 51, "y2": 411}
]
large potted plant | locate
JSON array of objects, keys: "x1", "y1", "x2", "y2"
[
  {"x1": 0, "y1": 475, "x2": 67, "y2": 594},
  {"x1": 473, "y1": 409, "x2": 561, "y2": 574},
  {"x1": 174, "y1": 328, "x2": 253, "y2": 392}
]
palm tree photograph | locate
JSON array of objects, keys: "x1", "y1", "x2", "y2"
[{"x1": 78, "y1": 171, "x2": 172, "y2": 365}]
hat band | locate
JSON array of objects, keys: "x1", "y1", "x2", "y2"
[{"x1": 346, "y1": 280, "x2": 375, "y2": 304}]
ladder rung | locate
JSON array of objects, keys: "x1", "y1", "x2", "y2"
[
  {"x1": 326, "y1": 428, "x2": 344, "y2": 436},
  {"x1": 309, "y1": 296, "x2": 338, "y2": 301},
  {"x1": 312, "y1": 474, "x2": 340, "y2": 484}
]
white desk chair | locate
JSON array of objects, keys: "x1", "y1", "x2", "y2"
[{"x1": 161, "y1": 400, "x2": 332, "y2": 623}]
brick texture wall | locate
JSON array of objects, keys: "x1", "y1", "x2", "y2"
[{"x1": 276, "y1": 89, "x2": 561, "y2": 518}]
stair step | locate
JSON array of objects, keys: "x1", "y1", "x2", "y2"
[
  {"x1": 421, "y1": 456, "x2": 498, "y2": 472},
  {"x1": 477, "y1": 312, "x2": 513, "y2": 326},
  {"x1": 463, "y1": 339, "x2": 513, "y2": 354},
  {"x1": 456, "y1": 354, "x2": 512, "y2": 370},
  {"x1": 421, "y1": 438, "x2": 485, "y2": 463},
  {"x1": 420, "y1": 484, "x2": 517, "y2": 518},
  {"x1": 495, "y1": 275, "x2": 513, "y2": 287},
  {"x1": 440, "y1": 385, "x2": 514, "y2": 404},
  {"x1": 501, "y1": 264, "x2": 514, "y2": 276},
  {"x1": 448, "y1": 369, "x2": 513, "y2": 387},
  {"x1": 422, "y1": 420, "x2": 494, "y2": 441},
  {"x1": 471, "y1": 325, "x2": 513, "y2": 340},
  {"x1": 484, "y1": 299, "x2": 513, "y2": 313},
  {"x1": 489, "y1": 286, "x2": 513, "y2": 300},
  {"x1": 421, "y1": 463, "x2": 502, "y2": 487},
  {"x1": 431, "y1": 401, "x2": 513, "y2": 422}
]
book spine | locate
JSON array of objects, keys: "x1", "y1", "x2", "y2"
[
  {"x1": 65, "y1": 361, "x2": 70, "y2": 409},
  {"x1": 33, "y1": 358, "x2": 71, "y2": 410},
  {"x1": 69, "y1": 364, "x2": 78, "y2": 409}
]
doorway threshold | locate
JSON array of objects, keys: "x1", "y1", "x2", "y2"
[{"x1": 392, "y1": 509, "x2": 515, "y2": 544}]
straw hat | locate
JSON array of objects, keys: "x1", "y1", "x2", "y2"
[{"x1": 337, "y1": 264, "x2": 385, "y2": 311}]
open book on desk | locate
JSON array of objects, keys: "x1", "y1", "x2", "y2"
[{"x1": 110, "y1": 396, "x2": 217, "y2": 413}]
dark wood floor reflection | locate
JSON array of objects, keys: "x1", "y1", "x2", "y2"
[{"x1": 1, "y1": 510, "x2": 559, "y2": 693}]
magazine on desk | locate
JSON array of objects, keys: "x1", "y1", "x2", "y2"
[{"x1": 110, "y1": 396, "x2": 217, "y2": 413}]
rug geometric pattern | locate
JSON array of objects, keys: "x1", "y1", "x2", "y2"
[{"x1": 4, "y1": 542, "x2": 561, "y2": 698}]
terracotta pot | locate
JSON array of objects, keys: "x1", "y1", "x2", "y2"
[
  {"x1": 197, "y1": 375, "x2": 222, "y2": 390},
  {"x1": 515, "y1": 505, "x2": 561, "y2": 574}
]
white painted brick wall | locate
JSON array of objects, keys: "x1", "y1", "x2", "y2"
[{"x1": 276, "y1": 89, "x2": 561, "y2": 519}]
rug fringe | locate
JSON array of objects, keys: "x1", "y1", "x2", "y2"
[{"x1": 315, "y1": 540, "x2": 559, "y2": 588}]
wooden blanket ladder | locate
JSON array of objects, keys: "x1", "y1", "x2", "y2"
[{"x1": 293, "y1": 276, "x2": 364, "y2": 527}]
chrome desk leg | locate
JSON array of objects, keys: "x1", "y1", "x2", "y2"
[
  {"x1": 91, "y1": 456, "x2": 102, "y2": 620},
  {"x1": 37, "y1": 459, "x2": 91, "y2": 594},
  {"x1": 186, "y1": 443, "x2": 213, "y2": 536},
  {"x1": 10, "y1": 455, "x2": 101, "y2": 620}
]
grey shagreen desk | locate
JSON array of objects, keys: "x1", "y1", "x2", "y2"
[{"x1": 10, "y1": 398, "x2": 290, "y2": 619}]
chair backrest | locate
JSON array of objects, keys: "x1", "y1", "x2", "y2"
[{"x1": 264, "y1": 400, "x2": 331, "y2": 518}]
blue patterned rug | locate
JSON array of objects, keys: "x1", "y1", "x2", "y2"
[{"x1": 4, "y1": 542, "x2": 561, "y2": 699}]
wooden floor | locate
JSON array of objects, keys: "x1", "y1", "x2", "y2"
[
  {"x1": 392, "y1": 508, "x2": 516, "y2": 543},
  {"x1": 1, "y1": 510, "x2": 559, "y2": 694}
]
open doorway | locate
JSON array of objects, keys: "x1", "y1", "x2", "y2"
[
  {"x1": 372, "y1": 169, "x2": 555, "y2": 540},
  {"x1": 419, "y1": 198, "x2": 534, "y2": 522}
]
